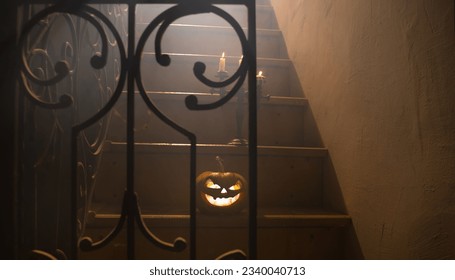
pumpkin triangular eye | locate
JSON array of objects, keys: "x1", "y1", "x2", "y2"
[
  {"x1": 229, "y1": 181, "x2": 242, "y2": 191},
  {"x1": 206, "y1": 179, "x2": 221, "y2": 189}
]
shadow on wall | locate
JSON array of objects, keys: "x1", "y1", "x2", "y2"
[
  {"x1": 323, "y1": 153, "x2": 364, "y2": 259},
  {"x1": 290, "y1": 60, "x2": 365, "y2": 259},
  {"x1": 306, "y1": 104, "x2": 364, "y2": 259}
]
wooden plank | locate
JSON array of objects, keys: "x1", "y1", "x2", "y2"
[
  {"x1": 136, "y1": 91, "x2": 309, "y2": 107},
  {"x1": 104, "y1": 141, "x2": 327, "y2": 158},
  {"x1": 88, "y1": 211, "x2": 351, "y2": 228}
]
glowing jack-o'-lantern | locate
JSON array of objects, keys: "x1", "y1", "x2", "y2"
[{"x1": 197, "y1": 157, "x2": 247, "y2": 213}]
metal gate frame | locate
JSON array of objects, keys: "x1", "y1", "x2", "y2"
[{"x1": 16, "y1": 0, "x2": 257, "y2": 260}]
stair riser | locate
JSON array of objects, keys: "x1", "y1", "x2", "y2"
[
  {"x1": 136, "y1": 24, "x2": 288, "y2": 59},
  {"x1": 138, "y1": 54, "x2": 294, "y2": 96},
  {"x1": 91, "y1": 147, "x2": 324, "y2": 212},
  {"x1": 257, "y1": 0, "x2": 272, "y2": 5},
  {"x1": 107, "y1": 94, "x2": 307, "y2": 146},
  {"x1": 136, "y1": 4, "x2": 278, "y2": 30},
  {"x1": 80, "y1": 226, "x2": 344, "y2": 260}
]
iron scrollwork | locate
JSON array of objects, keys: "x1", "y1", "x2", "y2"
[
  {"x1": 18, "y1": 3, "x2": 129, "y2": 259},
  {"x1": 18, "y1": 0, "x2": 256, "y2": 260}
]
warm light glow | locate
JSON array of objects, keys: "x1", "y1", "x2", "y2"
[
  {"x1": 203, "y1": 178, "x2": 242, "y2": 207},
  {"x1": 230, "y1": 182, "x2": 242, "y2": 190},
  {"x1": 197, "y1": 170, "x2": 246, "y2": 212},
  {"x1": 205, "y1": 193, "x2": 241, "y2": 207},
  {"x1": 206, "y1": 179, "x2": 220, "y2": 189},
  {"x1": 218, "y1": 52, "x2": 226, "y2": 72}
]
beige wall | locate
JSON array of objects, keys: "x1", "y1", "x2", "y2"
[{"x1": 271, "y1": 0, "x2": 455, "y2": 259}]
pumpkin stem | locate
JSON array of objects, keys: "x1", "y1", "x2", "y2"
[{"x1": 216, "y1": 156, "x2": 225, "y2": 173}]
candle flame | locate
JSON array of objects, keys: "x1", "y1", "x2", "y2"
[
  {"x1": 258, "y1": 71, "x2": 263, "y2": 76},
  {"x1": 222, "y1": 52, "x2": 225, "y2": 58}
]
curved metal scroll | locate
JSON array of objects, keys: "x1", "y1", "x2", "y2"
[
  {"x1": 136, "y1": 3, "x2": 250, "y2": 112},
  {"x1": 216, "y1": 249, "x2": 247, "y2": 260},
  {"x1": 18, "y1": 4, "x2": 112, "y2": 110},
  {"x1": 29, "y1": 249, "x2": 68, "y2": 260},
  {"x1": 79, "y1": 191, "x2": 186, "y2": 252},
  {"x1": 18, "y1": 4, "x2": 131, "y2": 258}
]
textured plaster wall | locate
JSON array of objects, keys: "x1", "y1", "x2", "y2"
[{"x1": 271, "y1": 0, "x2": 455, "y2": 259}]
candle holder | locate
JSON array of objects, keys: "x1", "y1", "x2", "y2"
[
  {"x1": 256, "y1": 71, "x2": 266, "y2": 99},
  {"x1": 211, "y1": 70, "x2": 229, "y2": 97},
  {"x1": 228, "y1": 87, "x2": 248, "y2": 146},
  {"x1": 228, "y1": 71, "x2": 267, "y2": 146}
]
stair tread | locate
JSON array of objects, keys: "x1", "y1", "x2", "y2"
[
  {"x1": 130, "y1": 90, "x2": 308, "y2": 106},
  {"x1": 89, "y1": 209, "x2": 351, "y2": 228},
  {"x1": 137, "y1": 22, "x2": 281, "y2": 33},
  {"x1": 104, "y1": 141, "x2": 327, "y2": 157},
  {"x1": 142, "y1": 51, "x2": 292, "y2": 63}
]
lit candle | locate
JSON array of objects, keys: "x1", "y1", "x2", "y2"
[
  {"x1": 218, "y1": 52, "x2": 226, "y2": 72},
  {"x1": 256, "y1": 71, "x2": 265, "y2": 79},
  {"x1": 257, "y1": 70, "x2": 265, "y2": 96},
  {"x1": 239, "y1": 55, "x2": 243, "y2": 66}
]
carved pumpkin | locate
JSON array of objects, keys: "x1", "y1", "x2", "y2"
[{"x1": 197, "y1": 157, "x2": 247, "y2": 213}]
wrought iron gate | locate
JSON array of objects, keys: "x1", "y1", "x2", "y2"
[{"x1": 17, "y1": 0, "x2": 257, "y2": 259}]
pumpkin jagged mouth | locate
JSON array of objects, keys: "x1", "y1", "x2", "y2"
[{"x1": 204, "y1": 194, "x2": 241, "y2": 207}]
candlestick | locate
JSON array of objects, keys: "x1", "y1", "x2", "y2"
[
  {"x1": 228, "y1": 88, "x2": 248, "y2": 146},
  {"x1": 212, "y1": 56, "x2": 229, "y2": 96},
  {"x1": 256, "y1": 71, "x2": 266, "y2": 98},
  {"x1": 218, "y1": 52, "x2": 226, "y2": 72}
]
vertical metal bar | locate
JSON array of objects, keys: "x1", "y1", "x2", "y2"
[
  {"x1": 190, "y1": 141, "x2": 196, "y2": 259},
  {"x1": 0, "y1": 0, "x2": 19, "y2": 260},
  {"x1": 71, "y1": 130, "x2": 78, "y2": 259},
  {"x1": 247, "y1": 0, "x2": 258, "y2": 260},
  {"x1": 16, "y1": 4, "x2": 29, "y2": 260},
  {"x1": 127, "y1": 2, "x2": 136, "y2": 260}
]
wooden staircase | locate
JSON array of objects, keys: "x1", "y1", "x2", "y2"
[{"x1": 81, "y1": 0, "x2": 351, "y2": 259}]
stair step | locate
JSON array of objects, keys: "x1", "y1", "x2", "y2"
[
  {"x1": 80, "y1": 226, "x2": 348, "y2": 260},
  {"x1": 108, "y1": 91, "x2": 315, "y2": 146},
  {"x1": 130, "y1": 90, "x2": 308, "y2": 106},
  {"x1": 90, "y1": 142, "x2": 328, "y2": 214},
  {"x1": 139, "y1": 53, "x2": 298, "y2": 96},
  {"x1": 88, "y1": 211, "x2": 351, "y2": 228},
  {"x1": 81, "y1": 208, "x2": 350, "y2": 259},
  {"x1": 136, "y1": 4, "x2": 278, "y2": 30},
  {"x1": 137, "y1": 24, "x2": 289, "y2": 59},
  {"x1": 123, "y1": 142, "x2": 328, "y2": 157}
]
